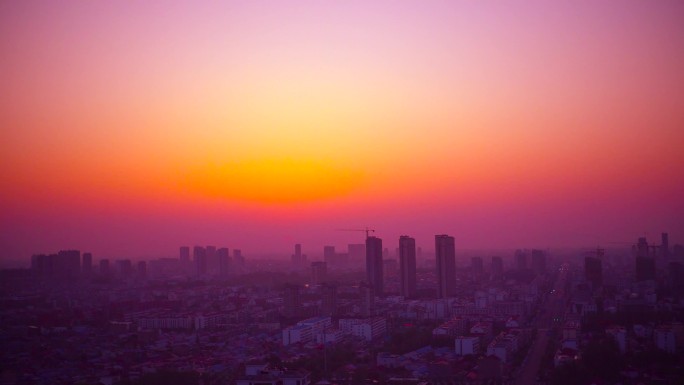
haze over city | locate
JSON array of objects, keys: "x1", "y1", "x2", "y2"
[{"x1": 2, "y1": 1, "x2": 684, "y2": 264}]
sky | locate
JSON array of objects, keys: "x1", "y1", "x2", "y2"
[{"x1": 1, "y1": 1, "x2": 683, "y2": 264}]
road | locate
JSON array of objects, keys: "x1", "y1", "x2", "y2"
[{"x1": 514, "y1": 265, "x2": 568, "y2": 385}]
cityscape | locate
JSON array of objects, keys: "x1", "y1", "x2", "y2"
[
  {"x1": 2, "y1": 233, "x2": 684, "y2": 384},
  {"x1": 2, "y1": 1, "x2": 684, "y2": 385}
]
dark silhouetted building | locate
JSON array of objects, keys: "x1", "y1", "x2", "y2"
[
  {"x1": 515, "y1": 249, "x2": 527, "y2": 270},
  {"x1": 292, "y1": 243, "x2": 307, "y2": 266},
  {"x1": 82, "y1": 252, "x2": 93, "y2": 275},
  {"x1": 137, "y1": 261, "x2": 147, "y2": 279},
  {"x1": 283, "y1": 284, "x2": 301, "y2": 318},
  {"x1": 366, "y1": 236, "x2": 384, "y2": 296},
  {"x1": 117, "y1": 259, "x2": 133, "y2": 278},
  {"x1": 636, "y1": 256, "x2": 656, "y2": 282},
  {"x1": 180, "y1": 246, "x2": 190, "y2": 263},
  {"x1": 491, "y1": 256, "x2": 503, "y2": 278},
  {"x1": 321, "y1": 283, "x2": 338, "y2": 317},
  {"x1": 435, "y1": 234, "x2": 456, "y2": 298},
  {"x1": 585, "y1": 256, "x2": 602, "y2": 287},
  {"x1": 360, "y1": 282, "x2": 375, "y2": 317},
  {"x1": 206, "y1": 245, "x2": 217, "y2": 274},
  {"x1": 311, "y1": 261, "x2": 327, "y2": 285},
  {"x1": 399, "y1": 235, "x2": 417, "y2": 299},
  {"x1": 471, "y1": 256, "x2": 484, "y2": 275},
  {"x1": 194, "y1": 246, "x2": 207, "y2": 277},
  {"x1": 217, "y1": 247, "x2": 230, "y2": 277},
  {"x1": 99, "y1": 259, "x2": 110, "y2": 276},
  {"x1": 662, "y1": 232, "x2": 669, "y2": 259}
]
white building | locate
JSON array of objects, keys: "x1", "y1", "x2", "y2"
[
  {"x1": 455, "y1": 336, "x2": 480, "y2": 355},
  {"x1": 282, "y1": 316, "x2": 332, "y2": 346},
  {"x1": 339, "y1": 317, "x2": 386, "y2": 341}
]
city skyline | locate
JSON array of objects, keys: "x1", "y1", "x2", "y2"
[{"x1": 2, "y1": 1, "x2": 684, "y2": 262}]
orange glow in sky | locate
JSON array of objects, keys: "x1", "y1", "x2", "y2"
[{"x1": 1, "y1": 1, "x2": 683, "y2": 261}]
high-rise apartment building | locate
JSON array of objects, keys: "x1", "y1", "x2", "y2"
[
  {"x1": 399, "y1": 235, "x2": 417, "y2": 298},
  {"x1": 365, "y1": 236, "x2": 384, "y2": 296},
  {"x1": 435, "y1": 234, "x2": 456, "y2": 298}
]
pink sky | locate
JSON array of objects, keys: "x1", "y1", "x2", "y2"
[{"x1": 1, "y1": 1, "x2": 683, "y2": 264}]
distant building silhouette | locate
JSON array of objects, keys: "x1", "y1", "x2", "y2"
[
  {"x1": 635, "y1": 237, "x2": 656, "y2": 281},
  {"x1": 311, "y1": 261, "x2": 327, "y2": 285},
  {"x1": 359, "y1": 281, "x2": 375, "y2": 317},
  {"x1": 137, "y1": 261, "x2": 147, "y2": 279},
  {"x1": 365, "y1": 236, "x2": 383, "y2": 296},
  {"x1": 399, "y1": 235, "x2": 417, "y2": 299},
  {"x1": 179, "y1": 246, "x2": 190, "y2": 263},
  {"x1": 491, "y1": 256, "x2": 504, "y2": 278},
  {"x1": 283, "y1": 284, "x2": 302, "y2": 318},
  {"x1": 117, "y1": 259, "x2": 133, "y2": 278},
  {"x1": 662, "y1": 232, "x2": 670, "y2": 259},
  {"x1": 515, "y1": 249, "x2": 527, "y2": 270},
  {"x1": 194, "y1": 246, "x2": 207, "y2": 277},
  {"x1": 206, "y1": 245, "x2": 217, "y2": 275},
  {"x1": 99, "y1": 259, "x2": 110, "y2": 276},
  {"x1": 321, "y1": 283, "x2": 338, "y2": 317},
  {"x1": 82, "y1": 252, "x2": 93, "y2": 275},
  {"x1": 471, "y1": 256, "x2": 484, "y2": 275},
  {"x1": 435, "y1": 234, "x2": 456, "y2": 298},
  {"x1": 217, "y1": 247, "x2": 230, "y2": 277}
]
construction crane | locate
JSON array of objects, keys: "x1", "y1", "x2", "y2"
[{"x1": 336, "y1": 227, "x2": 376, "y2": 239}]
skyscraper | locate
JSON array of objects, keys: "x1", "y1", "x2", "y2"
[
  {"x1": 491, "y1": 256, "x2": 504, "y2": 278},
  {"x1": 321, "y1": 283, "x2": 338, "y2": 317},
  {"x1": 206, "y1": 245, "x2": 217, "y2": 275},
  {"x1": 636, "y1": 237, "x2": 655, "y2": 281},
  {"x1": 194, "y1": 246, "x2": 207, "y2": 277},
  {"x1": 365, "y1": 236, "x2": 384, "y2": 296},
  {"x1": 515, "y1": 249, "x2": 528, "y2": 270},
  {"x1": 311, "y1": 261, "x2": 327, "y2": 285},
  {"x1": 217, "y1": 247, "x2": 231, "y2": 277},
  {"x1": 662, "y1": 233, "x2": 670, "y2": 259},
  {"x1": 179, "y1": 246, "x2": 190, "y2": 263},
  {"x1": 435, "y1": 234, "x2": 456, "y2": 298},
  {"x1": 82, "y1": 252, "x2": 93, "y2": 275},
  {"x1": 283, "y1": 284, "x2": 301, "y2": 318},
  {"x1": 399, "y1": 235, "x2": 417, "y2": 299},
  {"x1": 359, "y1": 281, "x2": 375, "y2": 317}
]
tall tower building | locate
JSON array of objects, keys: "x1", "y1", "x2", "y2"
[
  {"x1": 435, "y1": 234, "x2": 456, "y2": 298},
  {"x1": 399, "y1": 236, "x2": 417, "y2": 299},
  {"x1": 515, "y1": 249, "x2": 528, "y2": 270},
  {"x1": 365, "y1": 236, "x2": 384, "y2": 296},
  {"x1": 321, "y1": 283, "x2": 338, "y2": 317},
  {"x1": 194, "y1": 246, "x2": 207, "y2": 277},
  {"x1": 283, "y1": 284, "x2": 301, "y2": 318},
  {"x1": 359, "y1": 282, "x2": 375, "y2": 318},
  {"x1": 311, "y1": 261, "x2": 327, "y2": 285},
  {"x1": 217, "y1": 247, "x2": 231, "y2": 277},
  {"x1": 99, "y1": 259, "x2": 110, "y2": 276},
  {"x1": 662, "y1": 233, "x2": 670, "y2": 259},
  {"x1": 491, "y1": 256, "x2": 504, "y2": 278},
  {"x1": 179, "y1": 246, "x2": 190, "y2": 263},
  {"x1": 82, "y1": 252, "x2": 93, "y2": 275}
]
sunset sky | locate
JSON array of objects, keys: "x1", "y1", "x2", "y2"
[{"x1": 1, "y1": 1, "x2": 683, "y2": 264}]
